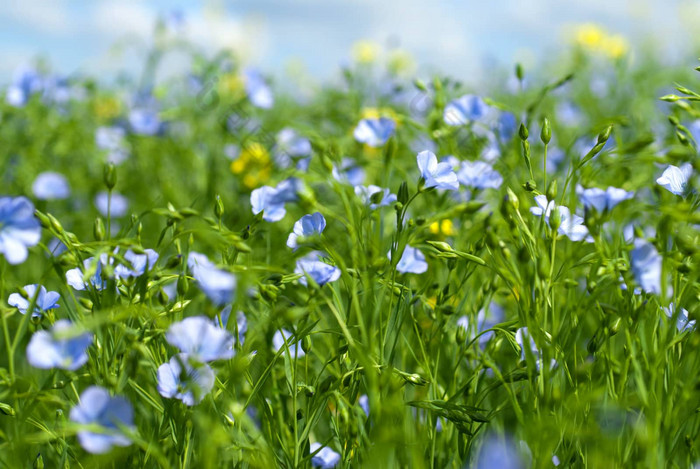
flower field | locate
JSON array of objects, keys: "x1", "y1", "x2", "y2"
[{"x1": 1, "y1": 20, "x2": 700, "y2": 468}]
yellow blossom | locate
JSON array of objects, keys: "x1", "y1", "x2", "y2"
[
  {"x1": 429, "y1": 219, "x2": 455, "y2": 236},
  {"x1": 352, "y1": 40, "x2": 380, "y2": 64},
  {"x1": 230, "y1": 142, "x2": 272, "y2": 189},
  {"x1": 93, "y1": 96, "x2": 122, "y2": 121}
]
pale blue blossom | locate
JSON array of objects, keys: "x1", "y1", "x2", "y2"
[
  {"x1": 244, "y1": 68, "x2": 274, "y2": 109},
  {"x1": 664, "y1": 303, "x2": 695, "y2": 332},
  {"x1": 630, "y1": 240, "x2": 662, "y2": 295},
  {"x1": 443, "y1": 94, "x2": 488, "y2": 126},
  {"x1": 0, "y1": 196, "x2": 41, "y2": 265},
  {"x1": 530, "y1": 195, "x2": 591, "y2": 242},
  {"x1": 576, "y1": 185, "x2": 634, "y2": 212},
  {"x1": 251, "y1": 178, "x2": 300, "y2": 222},
  {"x1": 417, "y1": 151, "x2": 459, "y2": 191},
  {"x1": 354, "y1": 185, "x2": 397, "y2": 209},
  {"x1": 166, "y1": 315, "x2": 235, "y2": 361},
  {"x1": 497, "y1": 112, "x2": 517, "y2": 141},
  {"x1": 287, "y1": 212, "x2": 326, "y2": 250},
  {"x1": 475, "y1": 433, "x2": 522, "y2": 469},
  {"x1": 214, "y1": 305, "x2": 247, "y2": 345},
  {"x1": 310, "y1": 442, "x2": 341, "y2": 468},
  {"x1": 113, "y1": 249, "x2": 158, "y2": 279},
  {"x1": 187, "y1": 252, "x2": 236, "y2": 305},
  {"x1": 359, "y1": 394, "x2": 370, "y2": 416},
  {"x1": 5, "y1": 65, "x2": 43, "y2": 107},
  {"x1": 332, "y1": 158, "x2": 365, "y2": 186},
  {"x1": 8, "y1": 284, "x2": 60, "y2": 318},
  {"x1": 66, "y1": 256, "x2": 109, "y2": 291},
  {"x1": 656, "y1": 163, "x2": 692, "y2": 196},
  {"x1": 157, "y1": 353, "x2": 216, "y2": 406},
  {"x1": 275, "y1": 128, "x2": 312, "y2": 169},
  {"x1": 390, "y1": 246, "x2": 428, "y2": 274},
  {"x1": 272, "y1": 328, "x2": 305, "y2": 358},
  {"x1": 69, "y1": 386, "x2": 134, "y2": 454},
  {"x1": 26, "y1": 319, "x2": 93, "y2": 370},
  {"x1": 32, "y1": 172, "x2": 70, "y2": 200},
  {"x1": 457, "y1": 161, "x2": 503, "y2": 190},
  {"x1": 96, "y1": 126, "x2": 129, "y2": 164},
  {"x1": 129, "y1": 108, "x2": 161, "y2": 136},
  {"x1": 295, "y1": 251, "x2": 341, "y2": 287},
  {"x1": 353, "y1": 117, "x2": 396, "y2": 147},
  {"x1": 95, "y1": 191, "x2": 129, "y2": 217}
]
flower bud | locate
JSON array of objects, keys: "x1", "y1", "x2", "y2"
[
  {"x1": 546, "y1": 180, "x2": 557, "y2": 201},
  {"x1": 549, "y1": 207, "x2": 562, "y2": 232},
  {"x1": 214, "y1": 195, "x2": 225, "y2": 219},
  {"x1": 515, "y1": 63, "x2": 524, "y2": 81},
  {"x1": 518, "y1": 123, "x2": 529, "y2": 141},
  {"x1": 597, "y1": 125, "x2": 613, "y2": 143},
  {"x1": 540, "y1": 117, "x2": 551, "y2": 145},
  {"x1": 505, "y1": 187, "x2": 520, "y2": 210},
  {"x1": 301, "y1": 335, "x2": 312, "y2": 354},
  {"x1": 397, "y1": 181, "x2": 409, "y2": 205},
  {"x1": 523, "y1": 180, "x2": 537, "y2": 192},
  {"x1": 103, "y1": 162, "x2": 117, "y2": 190},
  {"x1": 177, "y1": 275, "x2": 189, "y2": 296},
  {"x1": 93, "y1": 218, "x2": 105, "y2": 241}
]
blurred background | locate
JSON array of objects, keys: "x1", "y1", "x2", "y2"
[{"x1": 1, "y1": 0, "x2": 699, "y2": 84}]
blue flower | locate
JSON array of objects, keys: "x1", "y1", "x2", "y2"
[
  {"x1": 576, "y1": 185, "x2": 634, "y2": 212},
  {"x1": 294, "y1": 251, "x2": 341, "y2": 287},
  {"x1": 417, "y1": 151, "x2": 459, "y2": 191},
  {"x1": 443, "y1": 94, "x2": 488, "y2": 126},
  {"x1": 251, "y1": 178, "x2": 300, "y2": 222},
  {"x1": 475, "y1": 433, "x2": 522, "y2": 469},
  {"x1": 96, "y1": 126, "x2": 129, "y2": 164},
  {"x1": 129, "y1": 108, "x2": 161, "y2": 136},
  {"x1": 95, "y1": 191, "x2": 129, "y2": 217},
  {"x1": 157, "y1": 353, "x2": 216, "y2": 406},
  {"x1": 32, "y1": 172, "x2": 70, "y2": 200},
  {"x1": 310, "y1": 442, "x2": 341, "y2": 468},
  {"x1": 244, "y1": 68, "x2": 274, "y2": 109},
  {"x1": 664, "y1": 303, "x2": 695, "y2": 332},
  {"x1": 353, "y1": 117, "x2": 396, "y2": 147},
  {"x1": 358, "y1": 394, "x2": 370, "y2": 416},
  {"x1": 187, "y1": 252, "x2": 237, "y2": 305},
  {"x1": 456, "y1": 302, "x2": 504, "y2": 347},
  {"x1": 0, "y1": 196, "x2": 41, "y2": 265},
  {"x1": 26, "y1": 319, "x2": 93, "y2": 370},
  {"x1": 114, "y1": 249, "x2": 159, "y2": 279},
  {"x1": 457, "y1": 161, "x2": 503, "y2": 190},
  {"x1": 66, "y1": 256, "x2": 109, "y2": 291},
  {"x1": 630, "y1": 240, "x2": 662, "y2": 295},
  {"x1": 5, "y1": 65, "x2": 43, "y2": 107},
  {"x1": 332, "y1": 158, "x2": 366, "y2": 186},
  {"x1": 214, "y1": 305, "x2": 247, "y2": 345},
  {"x1": 656, "y1": 163, "x2": 692, "y2": 196},
  {"x1": 166, "y1": 315, "x2": 235, "y2": 361},
  {"x1": 69, "y1": 386, "x2": 134, "y2": 454},
  {"x1": 390, "y1": 246, "x2": 428, "y2": 274},
  {"x1": 530, "y1": 195, "x2": 590, "y2": 242},
  {"x1": 272, "y1": 328, "x2": 305, "y2": 358},
  {"x1": 497, "y1": 112, "x2": 517, "y2": 141},
  {"x1": 275, "y1": 128, "x2": 312, "y2": 169},
  {"x1": 287, "y1": 212, "x2": 326, "y2": 250},
  {"x1": 354, "y1": 185, "x2": 397, "y2": 209},
  {"x1": 8, "y1": 284, "x2": 60, "y2": 318}
]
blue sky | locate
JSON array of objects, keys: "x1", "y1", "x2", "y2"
[{"x1": 0, "y1": 0, "x2": 698, "y2": 84}]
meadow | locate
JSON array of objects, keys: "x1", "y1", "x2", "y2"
[{"x1": 1, "y1": 22, "x2": 700, "y2": 468}]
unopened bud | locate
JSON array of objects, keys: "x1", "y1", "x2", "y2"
[
  {"x1": 519, "y1": 123, "x2": 529, "y2": 141},
  {"x1": 546, "y1": 180, "x2": 557, "y2": 201},
  {"x1": 540, "y1": 117, "x2": 551, "y2": 145},
  {"x1": 103, "y1": 162, "x2": 117, "y2": 190},
  {"x1": 214, "y1": 195, "x2": 224, "y2": 219},
  {"x1": 549, "y1": 207, "x2": 562, "y2": 232},
  {"x1": 93, "y1": 218, "x2": 105, "y2": 241}
]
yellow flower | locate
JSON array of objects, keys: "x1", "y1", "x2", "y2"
[
  {"x1": 573, "y1": 23, "x2": 628, "y2": 59},
  {"x1": 352, "y1": 40, "x2": 380, "y2": 64},
  {"x1": 218, "y1": 72, "x2": 244, "y2": 98},
  {"x1": 230, "y1": 142, "x2": 272, "y2": 189},
  {"x1": 575, "y1": 23, "x2": 605, "y2": 49},
  {"x1": 93, "y1": 96, "x2": 122, "y2": 121},
  {"x1": 602, "y1": 35, "x2": 628, "y2": 59},
  {"x1": 387, "y1": 49, "x2": 415, "y2": 76},
  {"x1": 429, "y1": 219, "x2": 455, "y2": 236}
]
